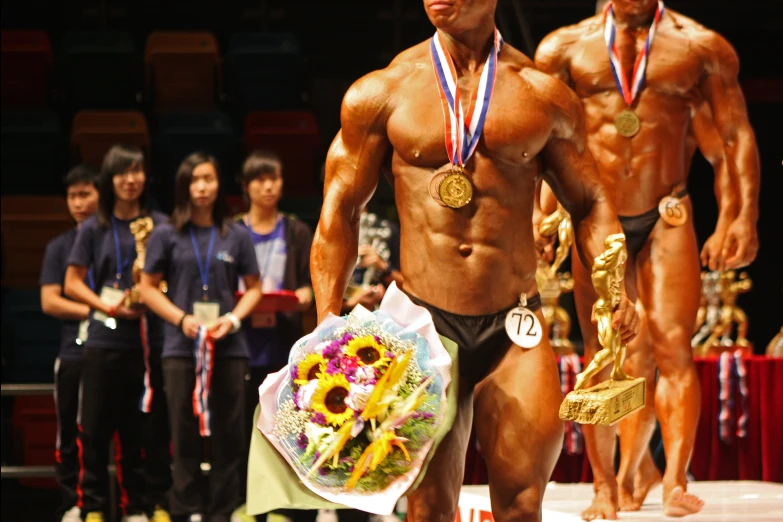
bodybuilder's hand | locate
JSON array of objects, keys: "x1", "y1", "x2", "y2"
[
  {"x1": 295, "y1": 287, "x2": 313, "y2": 311},
  {"x1": 358, "y1": 245, "x2": 389, "y2": 272},
  {"x1": 723, "y1": 217, "x2": 759, "y2": 269},
  {"x1": 700, "y1": 225, "x2": 729, "y2": 271},
  {"x1": 593, "y1": 294, "x2": 640, "y2": 344}
]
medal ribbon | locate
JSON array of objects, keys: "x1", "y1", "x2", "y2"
[
  {"x1": 603, "y1": 1, "x2": 665, "y2": 105},
  {"x1": 193, "y1": 325, "x2": 214, "y2": 437},
  {"x1": 734, "y1": 350, "x2": 749, "y2": 439},
  {"x1": 718, "y1": 350, "x2": 735, "y2": 443},
  {"x1": 190, "y1": 226, "x2": 216, "y2": 300},
  {"x1": 138, "y1": 315, "x2": 154, "y2": 413},
  {"x1": 430, "y1": 29, "x2": 503, "y2": 167},
  {"x1": 559, "y1": 354, "x2": 584, "y2": 455}
]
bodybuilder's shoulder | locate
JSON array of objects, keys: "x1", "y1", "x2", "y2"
[
  {"x1": 340, "y1": 46, "x2": 424, "y2": 130},
  {"x1": 669, "y1": 11, "x2": 738, "y2": 71},
  {"x1": 536, "y1": 16, "x2": 599, "y2": 62},
  {"x1": 521, "y1": 65, "x2": 582, "y2": 120}
]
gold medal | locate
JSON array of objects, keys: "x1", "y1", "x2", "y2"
[
  {"x1": 428, "y1": 171, "x2": 449, "y2": 206},
  {"x1": 658, "y1": 195, "x2": 688, "y2": 227},
  {"x1": 438, "y1": 167, "x2": 473, "y2": 209},
  {"x1": 614, "y1": 110, "x2": 641, "y2": 138}
]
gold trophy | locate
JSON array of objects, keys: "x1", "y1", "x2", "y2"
[
  {"x1": 537, "y1": 204, "x2": 575, "y2": 354},
  {"x1": 125, "y1": 217, "x2": 166, "y2": 307},
  {"x1": 767, "y1": 327, "x2": 783, "y2": 358},
  {"x1": 559, "y1": 234, "x2": 645, "y2": 426},
  {"x1": 696, "y1": 270, "x2": 752, "y2": 357}
]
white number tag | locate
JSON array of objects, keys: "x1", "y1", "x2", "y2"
[
  {"x1": 505, "y1": 306, "x2": 543, "y2": 349},
  {"x1": 94, "y1": 286, "x2": 126, "y2": 328}
]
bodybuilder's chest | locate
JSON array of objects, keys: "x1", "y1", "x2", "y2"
[
  {"x1": 570, "y1": 33, "x2": 703, "y2": 100},
  {"x1": 387, "y1": 79, "x2": 551, "y2": 169}
]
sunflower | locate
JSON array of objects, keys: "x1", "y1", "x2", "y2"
[
  {"x1": 311, "y1": 373, "x2": 355, "y2": 427},
  {"x1": 295, "y1": 353, "x2": 327, "y2": 386},
  {"x1": 345, "y1": 335, "x2": 391, "y2": 369}
]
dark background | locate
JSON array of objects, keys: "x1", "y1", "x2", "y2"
[{"x1": 1, "y1": 0, "x2": 780, "y2": 350}]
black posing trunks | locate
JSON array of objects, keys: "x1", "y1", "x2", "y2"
[
  {"x1": 619, "y1": 188, "x2": 688, "y2": 257},
  {"x1": 405, "y1": 292, "x2": 542, "y2": 388}
]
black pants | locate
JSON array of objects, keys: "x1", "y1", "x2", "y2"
[
  {"x1": 164, "y1": 357, "x2": 247, "y2": 518},
  {"x1": 143, "y1": 348, "x2": 172, "y2": 510},
  {"x1": 54, "y1": 358, "x2": 82, "y2": 519},
  {"x1": 78, "y1": 347, "x2": 147, "y2": 516}
]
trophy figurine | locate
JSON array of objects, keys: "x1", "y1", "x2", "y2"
[
  {"x1": 767, "y1": 327, "x2": 783, "y2": 358},
  {"x1": 344, "y1": 211, "x2": 393, "y2": 300},
  {"x1": 537, "y1": 204, "x2": 575, "y2": 354},
  {"x1": 125, "y1": 217, "x2": 166, "y2": 307},
  {"x1": 692, "y1": 271, "x2": 728, "y2": 349},
  {"x1": 559, "y1": 234, "x2": 645, "y2": 426},
  {"x1": 697, "y1": 270, "x2": 752, "y2": 357}
]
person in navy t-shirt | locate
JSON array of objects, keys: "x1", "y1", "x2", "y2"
[
  {"x1": 65, "y1": 145, "x2": 169, "y2": 522},
  {"x1": 141, "y1": 152, "x2": 261, "y2": 522},
  {"x1": 40, "y1": 165, "x2": 99, "y2": 522}
]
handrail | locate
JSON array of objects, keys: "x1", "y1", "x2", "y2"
[{"x1": 1, "y1": 383, "x2": 55, "y2": 396}]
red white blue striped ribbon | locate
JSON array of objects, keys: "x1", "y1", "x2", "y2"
[
  {"x1": 193, "y1": 326, "x2": 214, "y2": 437},
  {"x1": 718, "y1": 351, "x2": 734, "y2": 442},
  {"x1": 603, "y1": 1, "x2": 665, "y2": 105},
  {"x1": 734, "y1": 350, "x2": 749, "y2": 439},
  {"x1": 430, "y1": 29, "x2": 503, "y2": 167},
  {"x1": 138, "y1": 315, "x2": 154, "y2": 413},
  {"x1": 559, "y1": 354, "x2": 584, "y2": 455}
]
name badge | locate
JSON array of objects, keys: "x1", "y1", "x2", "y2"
[
  {"x1": 76, "y1": 320, "x2": 90, "y2": 346},
  {"x1": 251, "y1": 312, "x2": 277, "y2": 329},
  {"x1": 94, "y1": 286, "x2": 126, "y2": 328},
  {"x1": 505, "y1": 294, "x2": 543, "y2": 349},
  {"x1": 193, "y1": 301, "x2": 221, "y2": 328}
]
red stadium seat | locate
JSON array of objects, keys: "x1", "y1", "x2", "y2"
[
  {"x1": 243, "y1": 111, "x2": 321, "y2": 196},
  {"x1": 0, "y1": 30, "x2": 52, "y2": 107}
]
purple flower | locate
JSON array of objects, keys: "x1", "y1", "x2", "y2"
[
  {"x1": 341, "y1": 333, "x2": 354, "y2": 344},
  {"x1": 314, "y1": 451, "x2": 321, "y2": 460},
  {"x1": 297, "y1": 433, "x2": 308, "y2": 450},
  {"x1": 340, "y1": 356, "x2": 359, "y2": 376},
  {"x1": 312, "y1": 412, "x2": 327, "y2": 425},
  {"x1": 318, "y1": 467, "x2": 329, "y2": 476},
  {"x1": 322, "y1": 340, "x2": 342, "y2": 360},
  {"x1": 326, "y1": 358, "x2": 341, "y2": 376},
  {"x1": 413, "y1": 411, "x2": 435, "y2": 420},
  {"x1": 385, "y1": 351, "x2": 395, "y2": 360},
  {"x1": 290, "y1": 365, "x2": 299, "y2": 380}
]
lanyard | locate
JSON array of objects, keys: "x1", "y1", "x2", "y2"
[
  {"x1": 87, "y1": 269, "x2": 95, "y2": 292},
  {"x1": 190, "y1": 226, "x2": 216, "y2": 301},
  {"x1": 111, "y1": 216, "x2": 134, "y2": 288}
]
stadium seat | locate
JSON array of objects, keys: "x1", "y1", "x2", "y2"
[
  {"x1": 243, "y1": 111, "x2": 321, "y2": 197},
  {"x1": 154, "y1": 111, "x2": 238, "y2": 211},
  {"x1": 225, "y1": 32, "x2": 305, "y2": 113},
  {"x1": 61, "y1": 30, "x2": 139, "y2": 109},
  {"x1": 0, "y1": 110, "x2": 63, "y2": 194},
  {"x1": 0, "y1": 30, "x2": 52, "y2": 107},
  {"x1": 145, "y1": 31, "x2": 221, "y2": 114},
  {"x1": 70, "y1": 110, "x2": 150, "y2": 168}
]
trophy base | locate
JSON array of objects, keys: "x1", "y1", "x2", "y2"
[{"x1": 559, "y1": 377, "x2": 645, "y2": 426}]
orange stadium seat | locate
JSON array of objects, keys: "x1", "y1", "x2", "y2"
[
  {"x1": 70, "y1": 110, "x2": 150, "y2": 168},
  {"x1": 0, "y1": 30, "x2": 52, "y2": 107},
  {"x1": 145, "y1": 31, "x2": 221, "y2": 114}
]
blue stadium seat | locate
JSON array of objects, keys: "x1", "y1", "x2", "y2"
[
  {"x1": 61, "y1": 30, "x2": 139, "y2": 109},
  {"x1": 0, "y1": 110, "x2": 63, "y2": 194},
  {"x1": 226, "y1": 32, "x2": 305, "y2": 113},
  {"x1": 153, "y1": 111, "x2": 238, "y2": 212}
]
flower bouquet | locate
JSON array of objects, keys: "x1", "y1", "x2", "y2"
[{"x1": 256, "y1": 283, "x2": 452, "y2": 514}]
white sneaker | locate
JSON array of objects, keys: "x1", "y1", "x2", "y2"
[
  {"x1": 121, "y1": 515, "x2": 149, "y2": 522},
  {"x1": 316, "y1": 510, "x2": 338, "y2": 522},
  {"x1": 61, "y1": 506, "x2": 82, "y2": 522}
]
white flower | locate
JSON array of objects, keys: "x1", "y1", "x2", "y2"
[
  {"x1": 346, "y1": 383, "x2": 375, "y2": 412},
  {"x1": 297, "y1": 379, "x2": 320, "y2": 411},
  {"x1": 353, "y1": 366, "x2": 376, "y2": 385},
  {"x1": 305, "y1": 423, "x2": 336, "y2": 454}
]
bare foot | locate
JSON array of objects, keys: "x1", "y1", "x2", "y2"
[
  {"x1": 581, "y1": 488, "x2": 618, "y2": 521},
  {"x1": 663, "y1": 486, "x2": 704, "y2": 517},
  {"x1": 618, "y1": 480, "x2": 642, "y2": 512},
  {"x1": 631, "y1": 454, "x2": 662, "y2": 508}
]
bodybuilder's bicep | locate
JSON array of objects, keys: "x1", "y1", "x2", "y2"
[{"x1": 322, "y1": 75, "x2": 392, "y2": 220}]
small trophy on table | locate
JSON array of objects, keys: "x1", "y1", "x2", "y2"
[{"x1": 559, "y1": 233, "x2": 645, "y2": 426}]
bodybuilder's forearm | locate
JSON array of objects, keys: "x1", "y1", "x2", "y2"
[
  {"x1": 713, "y1": 158, "x2": 739, "y2": 230},
  {"x1": 312, "y1": 210, "x2": 360, "y2": 323},
  {"x1": 573, "y1": 187, "x2": 623, "y2": 270},
  {"x1": 728, "y1": 126, "x2": 761, "y2": 222}
]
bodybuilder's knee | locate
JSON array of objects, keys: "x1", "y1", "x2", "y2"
[
  {"x1": 652, "y1": 326, "x2": 696, "y2": 372},
  {"x1": 406, "y1": 487, "x2": 459, "y2": 522},
  {"x1": 494, "y1": 485, "x2": 545, "y2": 522}
]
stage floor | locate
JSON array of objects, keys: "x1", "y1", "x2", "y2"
[{"x1": 458, "y1": 481, "x2": 783, "y2": 521}]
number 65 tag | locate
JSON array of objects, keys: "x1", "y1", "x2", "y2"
[{"x1": 505, "y1": 294, "x2": 542, "y2": 349}]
